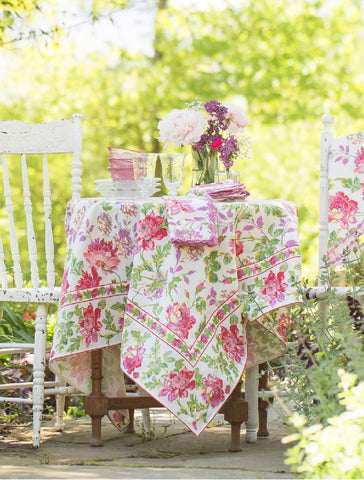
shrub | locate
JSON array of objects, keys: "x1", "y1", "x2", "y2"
[{"x1": 284, "y1": 371, "x2": 364, "y2": 479}]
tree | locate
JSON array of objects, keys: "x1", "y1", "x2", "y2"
[{"x1": 1, "y1": 0, "x2": 364, "y2": 279}]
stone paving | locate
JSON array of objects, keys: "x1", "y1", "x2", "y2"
[{"x1": 0, "y1": 405, "x2": 297, "y2": 479}]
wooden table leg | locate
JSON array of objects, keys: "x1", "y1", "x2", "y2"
[
  {"x1": 84, "y1": 349, "x2": 109, "y2": 447},
  {"x1": 223, "y1": 380, "x2": 248, "y2": 452}
]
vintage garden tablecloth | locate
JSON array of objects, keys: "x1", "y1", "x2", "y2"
[
  {"x1": 50, "y1": 196, "x2": 302, "y2": 435},
  {"x1": 327, "y1": 131, "x2": 364, "y2": 264}
]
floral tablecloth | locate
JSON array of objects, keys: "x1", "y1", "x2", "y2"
[
  {"x1": 327, "y1": 131, "x2": 364, "y2": 264},
  {"x1": 50, "y1": 196, "x2": 302, "y2": 435}
]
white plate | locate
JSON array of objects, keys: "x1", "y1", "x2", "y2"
[{"x1": 94, "y1": 179, "x2": 161, "y2": 199}]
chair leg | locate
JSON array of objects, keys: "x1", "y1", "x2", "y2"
[
  {"x1": 54, "y1": 376, "x2": 66, "y2": 431},
  {"x1": 32, "y1": 303, "x2": 48, "y2": 447},
  {"x1": 245, "y1": 364, "x2": 259, "y2": 443},
  {"x1": 141, "y1": 408, "x2": 151, "y2": 433}
]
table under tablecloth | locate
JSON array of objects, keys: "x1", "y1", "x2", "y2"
[{"x1": 50, "y1": 196, "x2": 302, "y2": 435}]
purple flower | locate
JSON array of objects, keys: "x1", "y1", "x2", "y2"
[
  {"x1": 296, "y1": 336, "x2": 319, "y2": 369},
  {"x1": 346, "y1": 295, "x2": 364, "y2": 336}
]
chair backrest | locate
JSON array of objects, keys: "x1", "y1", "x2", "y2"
[
  {"x1": 318, "y1": 114, "x2": 364, "y2": 282},
  {"x1": 0, "y1": 113, "x2": 82, "y2": 292}
]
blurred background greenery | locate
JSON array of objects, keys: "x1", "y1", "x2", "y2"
[{"x1": 1, "y1": 0, "x2": 364, "y2": 283}]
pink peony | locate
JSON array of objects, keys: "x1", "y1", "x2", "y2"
[
  {"x1": 219, "y1": 324, "x2": 245, "y2": 363},
  {"x1": 157, "y1": 109, "x2": 206, "y2": 147},
  {"x1": 328, "y1": 192, "x2": 358, "y2": 228},
  {"x1": 261, "y1": 271, "x2": 288, "y2": 307},
  {"x1": 79, "y1": 304, "x2": 102, "y2": 347},
  {"x1": 223, "y1": 103, "x2": 249, "y2": 133},
  {"x1": 166, "y1": 302, "x2": 196, "y2": 339},
  {"x1": 354, "y1": 146, "x2": 364, "y2": 174},
  {"x1": 159, "y1": 367, "x2": 195, "y2": 402},
  {"x1": 201, "y1": 374, "x2": 225, "y2": 408}
]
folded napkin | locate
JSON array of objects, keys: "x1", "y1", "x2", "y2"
[
  {"x1": 188, "y1": 179, "x2": 250, "y2": 202},
  {"x1": 165, "y1": 195, "x2": 218, "y2": 247}
]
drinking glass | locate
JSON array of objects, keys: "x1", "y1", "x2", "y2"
[
  {"x1": 159, "y1": 153, "x2": 186, "y2": 196},
  {"x1": 133, "y1": 153, "x2": 158, "y2": 198}
]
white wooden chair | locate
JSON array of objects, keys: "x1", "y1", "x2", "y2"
[
  {"x1": 250, "y1": 114, "x2": 364, "y2": 441},
  {"x1": 306, "y1": 114, "x2": 364, "y2": 299},
  {"x1": 0, "y1": 114, "x2": 83, "y2": 447}
]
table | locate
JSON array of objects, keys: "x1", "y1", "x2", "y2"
[{"x1": 49, "y1": 196, "x2": 302, "y2": 449}]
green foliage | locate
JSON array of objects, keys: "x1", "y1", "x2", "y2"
[
  {"x1": 284, "y1": 372, "x2": 364, "y2": 479},
  {"x1": 277, "y1": 266, "x2": 364, "y2": 426},
  {"x1": 0, "y1": 303, "x2": 35, "y2": 344},
  {"x1": 271, "y1": 254, "x2": 364, "y2": 477}
]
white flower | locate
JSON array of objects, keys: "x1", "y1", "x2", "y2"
[
  {"x1": 223, "y1": 103, "x2": 249, "y2": 134},
  {"x1": 158, "y1": 109, "x2": 206, "y2": 147}
]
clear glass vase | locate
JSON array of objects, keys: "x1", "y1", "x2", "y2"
[
  {"x1": 192, "y1": 147, "x2": 218, "y2": 185},
  {"x1": 214, "y1": 168, "x2": 240, "y2": 183}
]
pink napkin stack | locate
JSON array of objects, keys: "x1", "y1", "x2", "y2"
[
  {"x1": 107, "y1": 147, "x2": 141, "y2": 182},
  {"x1": 165, "y1": 195, "x2": 218, "y2": 247},
  {"x1": 188, "y1": 179, "x2": 250, "y2": 202}
]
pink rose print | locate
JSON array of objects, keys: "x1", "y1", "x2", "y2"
[
  {"x1": 234, "y1": 230, "x2": 244, "y2": 257},
  {"x1": 112, "y1": 411, "x2": 124, "y2": 430},
  {"x1": 262, "y1": 271, "x2": 288, "y2": 307},
  {"x1": 123, "y1": 344, "x2": 146, "y2": 376},
  {"x1": 201, "y1": 374, "x2": 225, "y2": 408},
  {"x1": 69, "y1": 354, "x2": 90, "y2": 385},
  {"x1": 354, "y1": 146, "x2": 364, "y2": 174},
  {"x1": 277, "y1": 313, "x2": 290, "y2": 339},
  {"x1": 61, "y1": 267, "x2": 69, "y2": 294},
  {"x1": 166, "y1": 302, "x2": 196, "y2": 339},
  {"x1": 83, "y1": 238, "x2": 120, "y2": 272},
  {"x1": 219, "y1": 324, "x2": 245, "y2": 363},
  {"x1": 328, "y1": 192, "x2": 358, "y2": 228},
  {"x1": 136, "y1": 211, "x2": 168, "y2": 252},
  {"x1": 76, "y1": 266, "x2": 102, "y2": 290},
  {"x1": 79, "y1": 304, "x2": 102, "y2": 347},
  {"x1": 159, "y1": 366, "x2": 195, "y2": 402}
]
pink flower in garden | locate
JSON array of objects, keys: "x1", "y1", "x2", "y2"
[
  {"x1": 79, "y1": 303, "x2": 102, "y2": 347},
  {"x1": 76, "y1": 266, "x2": 102, "y2": 291},
  {"x1": 223, "y1": 103, "x2": 250, "y2": 133},
  {"x1": 201, "y1": 374, "x2": 225, "y2": 408},
  {"x1": 261, "y1": 271, "x2": 288, "y2": 307},
  {"x1": 122, "y1": 344, "x2": 146, "y2": 375},
  {"x1": 83, "y1": 238, "x2": 120, "y2": 272},
  {"x1": 136, "y1": 211, "x2": 168, "y2": 252},
  {"x1": 166, "y1": 302, "x2": 196, "y2": 339},
  {"x1": 157, "y1": 109, "x2": 206, "y2": 147},
  {"x1": 276, "y1": 313, "x2": 290, "y2": 339},
  {"x1": 211, "y1": 138, "x2": 223, "y2": 149},
  {"x1": 328, "y1": 192, "x2": 358, "y2": 228},
  {"x1": 219, "y1": 324, "x2": 245, "y2": 363},
  {"x1": 354, "y1": 146, "x2": 364, "y2": 174},
  {"x1": 159, "y1": 366, "x2": 195, "y2": 402}
]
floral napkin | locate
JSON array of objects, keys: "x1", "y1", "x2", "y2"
[
  {"x1": 164, "y1": 195, "x2": 218, "y2": 247},
  {"x1": 188, "y1": 179, "x2": 250, "y2": 202}
]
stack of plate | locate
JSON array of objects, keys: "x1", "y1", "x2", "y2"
[{"x1": 94, "y1": 178, "x2": 161, "y2": 199}]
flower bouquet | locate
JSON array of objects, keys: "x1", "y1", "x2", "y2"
[{"x1": 157, "y1": 100, "x2": 250, "y2": 185}]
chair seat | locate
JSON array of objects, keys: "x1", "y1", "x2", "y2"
[
  {"x1": 305, "y1": 286, "x2": 352, "y2": 300},
  {"x1": 0, "y1": 287, "x2": 61, "y2": 303}
]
